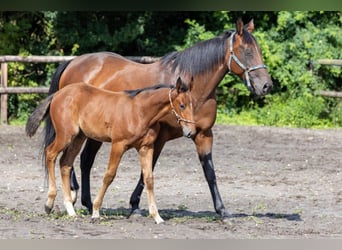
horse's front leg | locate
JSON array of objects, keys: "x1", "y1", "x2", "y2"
[
  {"x1": 129, "y1": 130, "x2": 169, "y2": 216},
  {"x1": 139, "y1": 145, "x2": 164, "y2": 224},
  {"x1": 194, "y1": 128, "x2": 230, "y2": 221},
  {"x1": 92, "y1": 143, "x2": 124, "y2": 219}
]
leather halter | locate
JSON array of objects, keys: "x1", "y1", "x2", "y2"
[
  {"x1": 227, "y1": 31, "x2": 267, "y2": 91},
  {"x1": 169, "y1": 89, "x2": 196, "y2": 124}
]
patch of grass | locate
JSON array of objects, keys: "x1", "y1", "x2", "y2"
[
  {"x1": 245, "y1": 215, "x2": 264, "y2": 225},
  {"x1": 177, "y1": 204, "x2": 188, "y2": 211}
]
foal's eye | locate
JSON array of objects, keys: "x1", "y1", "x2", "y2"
[{"x1": 179, "y1": 104, "x2": 185, "y2": 110}]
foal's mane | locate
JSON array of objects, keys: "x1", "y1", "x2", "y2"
[
  {"x1": 160, "y1": 29, "x2": 256, "y2": 78},
  {"x1": 124, "y1": 84, "x2": 173, "y2": 98}
]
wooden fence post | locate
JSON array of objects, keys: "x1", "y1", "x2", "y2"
[{"x1": 1, "y1": 63, "x2": 8, "y2": 125}]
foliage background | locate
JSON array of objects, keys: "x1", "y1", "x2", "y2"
[{"x1": 0, "y1": 11, "x2": 341, "y2": 127}]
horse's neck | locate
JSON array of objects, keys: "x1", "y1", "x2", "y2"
[
  {"x1": 158, "y1": 59, "x2": 228, "y2": 103},
  {"x1": 191, "y1": 65, "x2": 228, "y2": 103}
]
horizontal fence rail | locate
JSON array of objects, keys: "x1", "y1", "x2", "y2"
[
  {"x1": 315, "y1": 59, "x2": 342, "y2": 99},
  {"x1": 0, "y1": 55, "x2": 339, "y2": 124},
  {"x1": 316, "y1": 59, "x2": 342, "y2": 67},
  {"x1": 0, "y1": 87, "x2": 49, "y2": 94}
]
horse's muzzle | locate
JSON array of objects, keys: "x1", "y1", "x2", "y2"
[
  {"x1": 182, "y1": 126, "x2": 195, "y2": 138},
  {"x1": 262, "y1": 81, "x2": 273, "y2": 95}
]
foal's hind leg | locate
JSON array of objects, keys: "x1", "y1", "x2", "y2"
[
  {"x1": 45, "y1": 136, "x2": 71, "y2": 214},
  {"x1": 44, "y1": 143, "x2": 59, "y2": 214},
  {"x1": 60, "y1": 133, "x2": 86, "y2": 216},
  {"x1": 139, "y1": 145, "x2": 164, "y2": 224}
]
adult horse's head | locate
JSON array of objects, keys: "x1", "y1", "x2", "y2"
[{"x1": 228, "y1": 18, "x2": 273, "y2": 96}]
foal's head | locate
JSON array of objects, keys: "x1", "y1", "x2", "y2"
[{"x1": 170, "y1": 77, "x2": 196, "y2": 138}]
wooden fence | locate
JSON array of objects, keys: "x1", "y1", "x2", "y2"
[
  {"x1": 0, "y1": 56, "x2": 341, "y2": 125},
  {"x1": 316, "y1": 59, "x2": 342, "y2": 98},
  {"x1": 0, "y1": 55, "x2": 158, "y2": 124}
]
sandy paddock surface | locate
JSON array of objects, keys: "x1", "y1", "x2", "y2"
[{"x1": 0, "y1": 124, "x2": 341, "y2": 239}]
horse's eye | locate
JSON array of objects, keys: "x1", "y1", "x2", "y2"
[{"x1": 180, "y1": 104, "x2": 185, "y2": 110}]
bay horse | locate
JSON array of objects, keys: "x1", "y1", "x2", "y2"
[
  {"x1": 43, "y1": 18, "x2": 272, "y2": 221},
  {"x1": 26, "y1": 78, "x2": 195, "y2": 224}
]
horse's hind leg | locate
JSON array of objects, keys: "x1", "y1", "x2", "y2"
[
  {"x1": 44, "y1": 143, "x2": 59, "y2": 214},
  {"x1": 139, "y1": 145, "x2": 164, "y2": 224},
  {"x1": 45, "y1": 136, "x2": 70, "y2": 214},
  {"x1": 79, "y1": 138, "x2": 103, "y2": 212},
  {"x1": 60, "y1": 133, "x2": 86, "y2": 216}
]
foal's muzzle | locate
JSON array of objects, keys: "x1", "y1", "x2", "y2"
[{"x1": 182, "y1": 126, "x2": 195, "y2": 138}]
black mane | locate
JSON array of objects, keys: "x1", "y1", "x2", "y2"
[
  {"x1": 160, "y1": 30, "x2": 257, "y2": 78},
  {"x1": 124, "y1": 84, "x2": 173, "y2": 98},
  {"x1": 160, "y1": 31, "x2": 232, "y2": 77}
]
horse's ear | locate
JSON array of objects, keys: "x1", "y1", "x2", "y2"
[
  {"x1": 175, "y1": 77, "x2": 188, "y2": 93},
  {"x1": 236, "y1": 17, "x2": 244, "y2": 35},
  {"x1": 245, "y1": 19, "x2": 254, "y2": 33}
]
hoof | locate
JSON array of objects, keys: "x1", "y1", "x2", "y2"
[
  {"x1": 154, "y1": 217, "x2": 165, "y2": 225},
  {"x1": 81, "y1": 200, "x2": 93, "y2": 214},
  {"x1": 220, "y1": 210, "x2": 233, "y2": 224},
  {"x1": 128, "y1": 208, "x2": 144, "y2": 219},
  {"x1": 44, "y1": 205, "x2": 52, "y2": 214},
  {"x1": 91, "y1": 217, "x2": 100, "y2": 224}
]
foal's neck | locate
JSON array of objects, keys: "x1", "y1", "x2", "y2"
[{"x1": 135, "y1": 89, "x2": 172, "y2": 126}]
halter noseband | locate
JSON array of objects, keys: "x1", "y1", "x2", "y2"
[
  {"x1": 169, "y1": 89, "x2": 196, "y2": 124},
  {"x1": 227, "y1": 31, "x2": 267, "y2": 91}
]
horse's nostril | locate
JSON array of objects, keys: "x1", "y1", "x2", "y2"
[{"x1": 263, "y1": 82, "x2": 272, "y2": 93}]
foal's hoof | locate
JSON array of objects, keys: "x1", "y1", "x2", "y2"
[
  {"x1": 90, "y1": 217, "x2": 101, "y2": 224},
  {"x1": 44, "y1": 205, "x2": 52, "y2": 215}
]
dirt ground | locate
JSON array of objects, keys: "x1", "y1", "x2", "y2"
[{"x1": 0, "y1": 124, "x2": 341, "y2": 239}]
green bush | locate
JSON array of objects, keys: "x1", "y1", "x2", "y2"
[{"x1": 1, "y1": 11, "x2": 341, "y2": 128}]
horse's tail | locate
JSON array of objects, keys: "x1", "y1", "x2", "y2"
[
  {"x1": 25, "y1": 94, "x2": 53, "y2": 137},
  {"x1": 43, "y1": 60, "x2": 72, "y2": 149}
]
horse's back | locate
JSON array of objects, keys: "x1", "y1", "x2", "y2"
[{"x1": 59, "y1": 52, "x2": 163, "y2": 90}]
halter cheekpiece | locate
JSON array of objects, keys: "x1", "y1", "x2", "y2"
[
  {"x1": 227, "y1": 31, "x2": 267, "y2": 91},
  {"x1": 169, "y1": 89, "x2": 196, "y2": 124}
]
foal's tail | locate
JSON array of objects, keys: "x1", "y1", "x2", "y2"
[
  {"x1": 43, "y1": 60, "x2": 72, "y2": 149},
  {"x1": 25, "y1": 95, "x2": 53, "y2": 137}
]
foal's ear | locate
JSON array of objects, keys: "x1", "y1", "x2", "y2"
[
  {"x1": 236, "y1": 17, "x2": 244, "y2": 35},
  {"x1": 175, "y1": 77, "x2": 188, "y2": 93},
  {"x1": 245, "y1": 19, "x2": 254, "y2": 33}
]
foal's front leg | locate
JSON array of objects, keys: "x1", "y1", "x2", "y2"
[
  {"x1": 139, "y1": 145, "x2": 164, "y2": 224},
  {"x1": 92, "y1": 144, "x2": 125, "y2": 219}
]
